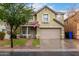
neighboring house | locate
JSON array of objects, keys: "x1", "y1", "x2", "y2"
[
  {"x1": 0, "y1": 21, "x2": 6, "y2": 32},
  {"x1": 21, "y1": 6, "x2": 64, "y2": 40},
  {"x1": 64, "y1": 11, "x2": 79, "y2": 39},
  {"x1": 0, "y1": 21, "x2": 10, "y2": 39}
]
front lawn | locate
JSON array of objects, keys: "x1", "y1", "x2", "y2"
[
  {"x1": 0, "y1": 38, "x2": 40, "y2": 48},
  {"x1": 0, "y1": 38, "x2": 27, "y2": 47},
  {"x1": 32, "y1": 39, "x2": 40, "y2": 47},
  {"x1": 13, "y1": 38, "x2": 27, "y2": 46}
]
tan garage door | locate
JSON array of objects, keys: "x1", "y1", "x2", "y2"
[{"x1": 40, "y1": 28, "x2": 61, "y2": 39}]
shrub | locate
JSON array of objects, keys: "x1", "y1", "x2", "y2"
[{"x1": 0, "y1": 32, "x2": 5, "y2": 40}]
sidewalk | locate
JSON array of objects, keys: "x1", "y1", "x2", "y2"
[{"x1": 0, "y1": 48, "x2": 79, "y2": 52}]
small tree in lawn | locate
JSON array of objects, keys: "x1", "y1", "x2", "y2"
[{"x1": 0, "y1": 3, "x2": 33, "y2": 48}]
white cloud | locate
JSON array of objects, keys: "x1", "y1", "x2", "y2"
[
  {"x1": 31, "y1": 3, "x2": 67, "y2": 12},
  {"x1": 32, "y1": 3, "x2": 57, "y2": 12},
  {"x1": 58, "y1": 10, "x2": 67, "y2": 12},
  {"x1": 64, "y1": 14, "x2": 68, "y2": 20},
  {"x1": 32, "y1": 3, "x2": 47, "y2": 11},
  {"x1": 31, "y1": 3, "x2": 68, "y2": 20}
]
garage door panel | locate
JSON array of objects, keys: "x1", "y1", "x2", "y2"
[{"x1": 40, "y1": 28, "x2": 61, "y2": 39}]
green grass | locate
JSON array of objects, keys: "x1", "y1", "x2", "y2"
[
  {"x1": 0, "y1": 38, "x2": 27, "y2": 47},
  {"x1": 13, "y1": 38, "x2": 27, "y2": 46},
  {"x1": 0, "y1": 38, "x2": 40, "y2": 47},
  {"x1": 32, "y1": 39, "x2": 40, "y2": 47},
  {"x1": 0, "y1": 40, "x2": 10, "y2": 46}
]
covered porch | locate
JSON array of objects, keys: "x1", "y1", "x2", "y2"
[
  {"x1": 21, "y1": 25, "x2": 37, "y2": 39},
  {"x1": 20, "y1": 21, "x2": 39, "y2": 39}
]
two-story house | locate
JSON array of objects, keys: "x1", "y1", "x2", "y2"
[
  {"x1": 20, "y1": 6, "x2": 64, "y2": 40},
  {"x1": 0, "y1": 6, "x2": 64, "y2": 49}
]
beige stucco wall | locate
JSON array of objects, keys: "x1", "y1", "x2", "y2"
[
  {"x1": 56, "y1": 14, "x2": 64, "y2": 25},
  {"x1": 36, "y1": 8, "x2": 63, "y2": 27},
  {"x1": 35, "y1": 7, "x2": 64, "y2": 39}
]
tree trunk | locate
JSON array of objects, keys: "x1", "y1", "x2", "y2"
[
  {"x1": 14, "y1": 25, "x2": 18, "y2": 33},
  {"x1": 10, "y1": 26, "x2": 13, "y2": 48}
]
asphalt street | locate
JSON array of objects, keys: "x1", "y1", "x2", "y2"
[{"x1": 0, "y1": 51, "x2": 79, "y2": 56}]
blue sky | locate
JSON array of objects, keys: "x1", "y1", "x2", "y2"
[
  {"x1": 48, "y1": 3, "x2": 79, "y2": 11},
  {"x1": 30, "y1": 3, "x2": 79, "y2": 19},
  {"x1": 32, "y1": 3, "x2": 79, "y2": 12}
]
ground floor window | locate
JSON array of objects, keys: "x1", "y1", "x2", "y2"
[{"x1": 22, "y1": 27, "x2": 26, "y2": 34}]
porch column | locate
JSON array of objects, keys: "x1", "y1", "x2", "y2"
[
  {"x1": 20, "y1": 26, "x2": 22, "y2": 35},
  {"x1": 26, "y1": 26, "x2": 29, "y2": 38}
]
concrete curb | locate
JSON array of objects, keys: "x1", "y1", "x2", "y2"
[{"x1": 0, "y1": 49, "x2": 79, "y2": 52}]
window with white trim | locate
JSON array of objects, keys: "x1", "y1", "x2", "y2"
[
  {"x1": 42, "y1": 14, "x2": 49, "y2": 23},
  {"x1": 22, "y1": 27, "x2": 26, "y2": 34}
]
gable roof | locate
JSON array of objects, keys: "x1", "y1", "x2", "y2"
[
  {"x1": 33, "y1": 6, "x2": 64, "y2": 27},
  {"x1": 53, "y1": 19, "x2": 64, "y2": 26},
  {"x1": 34, "y1": 6, "x2": 64, "y2": 15},
  {"x1": 64, "y1": 11, "x2": 79, "y2": 22},
  {"x1": 34, "y1": 6, "x2": 57, "y2": 15},
  {"x1": 33, "y1": 6, "x2": 64, "y2": 15}
]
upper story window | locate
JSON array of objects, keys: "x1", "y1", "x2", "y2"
[
  {"x1": 42, "y1": 14, "x2": 49, "y2": 23},
  {"x1": 56, "y1": 15, "x2": 62, "y2": 21}
]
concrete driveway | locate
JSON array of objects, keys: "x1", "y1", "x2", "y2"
[{"x1": 63, "y1": 39, "x2": 79, "y2": 49}]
